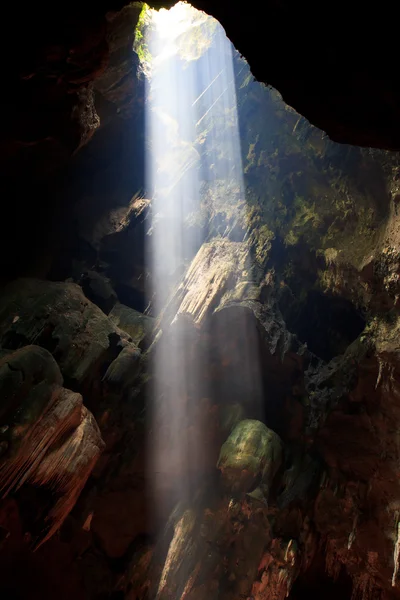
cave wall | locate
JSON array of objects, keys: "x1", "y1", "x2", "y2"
[{"x1": 1, "y1": 0, "x2": 400, "y2": 284}]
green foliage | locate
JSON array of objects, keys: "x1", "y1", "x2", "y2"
[
  {"x1": 283, "y1": 195, "x2": 322, "y2": 247},
  {"x1": 134, "y1": 3, "x2": 152, "y2": 68},
  {"x1": 244, "y1": 141, "x2": 258, "y2": 173},
  {"x1": 254, "y1": 224, "x2": 274, "y2": 265}
]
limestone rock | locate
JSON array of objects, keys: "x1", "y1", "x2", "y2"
[
  {"x1": 173, "y1": 238, "x2": 250, "y2": 327},
  {"x1": 94, "y1": 4, "x2": 143, "y2": 120},
  {"x1": 102, "y1": 344, "x2": 141, "y2": 391},
  {"x1": 109, "y1": 302, "x2": 154, "y2": 347},
  {"x1": 139, "y1": 491, "x2": 275, "y2": 600},
  {"x1": 251, "y1": 538, "x2": 300, "y2": 600},
  {"x1": 217, "y1": 419, "x2": 283, "y2": 500},
  {"x1": 0, "y1": 344, "x2": 62, "y2": 424},
  {"x1": 0, "y1": 345, "x2": 104, "y2": 546},
  {"x1": 79, "y1": 270, "x2": 118, "y2": 315},
  {"x1": 0, "y1": 278, "x2": 130, "y2": 387}
]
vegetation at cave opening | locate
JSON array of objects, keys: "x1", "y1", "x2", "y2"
[{"x1": 137, "y1": 3, "x2": 395, "y2": 350}]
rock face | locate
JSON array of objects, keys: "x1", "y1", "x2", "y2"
[
  {"x1": 79, "y1": 270, "x2": 118, "y2": 314},
  {"x1": 0, "y1": 278, "x2": 131, "y2": 390},
  {"x1": 109, "y1": 302, "x2": 154, "y2": 347},
  {"x1": 94, "y1": 4, "x2": 143, "y2": 121},
  {"x1": 174, "y1": 239, "x2": 251, "y2": 327},
  {"x1": 0, "y1": 345, "x2": 104, "y2": 547},
  {"x1": 102, "y1": 344, "x2": 141, "y2": 391}
]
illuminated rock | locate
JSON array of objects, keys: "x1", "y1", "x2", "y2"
[
  {"x1": 217, "y1": 419, "x2": 283, "y2": 501},
  {"x1": 0, "y1": 345, "x2": 104, "y2": 547},
  {"x1": 109, "y1": 302, "x2": 154, "y2": 347}
]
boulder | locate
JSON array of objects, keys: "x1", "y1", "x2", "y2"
[
  {"x1": 109, "y1": 302, "x2": 154, "y2": 347},
  {"x1": 217, "y1": 419, "x2": 283, "y2": 501},
  {"x1": 0, "y1": 278, "x2": 130, "y2": 388},
  {"x1": 102, "y1": 344, "x2": 141, "y2": 391},
  {"x1": 79, "y1": 270, "x2": 118, "y2": 315}
]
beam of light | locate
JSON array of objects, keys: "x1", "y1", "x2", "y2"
[
  {"x1": 195, "y1": 84, "x2": 232, "y2": 129},
  {"x1": 192, "y1": 68, "x2": 223, "y2": 107},
  {"x1": 143, "y1": 3, "x2": 264, "y2": 596}
]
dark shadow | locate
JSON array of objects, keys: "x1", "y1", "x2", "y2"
[
  {"x1": 288, "y1": 556, "x2": 353, "y2": 600},
  {"x1": 279, "y1": 288, "x2": 365, "y2": 361}
]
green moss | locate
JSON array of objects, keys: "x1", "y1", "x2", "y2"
[
  {"x1": 283, "y1": 195, "x2": 322, "y2": 247},
  {"x1": 231, "y1": 43, "x2": 391, "y2": 285},
  {"x1": 245, "y1": 141, "x2": 258, "y2": 173},
  {"x1": 217, "y1": 419, "x2": 283, "y2": 496},
  {"x1": 134, "y1": 3, "x2": 152, "y2": 68},
  {"x1": 253, "y1": 224, "x2": 274, "y2": 264}
]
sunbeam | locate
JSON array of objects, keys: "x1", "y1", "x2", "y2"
[{"x1": 143, "y1": 3, "x2": 266, "y2": 597}]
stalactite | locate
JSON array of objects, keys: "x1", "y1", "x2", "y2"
[
  {"x1": 392, "y1": 521, "x2": 400, "y2": 587},
  {"x1": 32, "y1": 406, "x2": 104, "y2": 548},
  {"x1": 0, "y1": 347, "x2": 104, "y2": 547},
  {"x1": 348, "y1": 514, "x2": 358, "y2": 550}
]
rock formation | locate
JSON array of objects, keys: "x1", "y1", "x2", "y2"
[{"x1": 0, "y1": 345, "x2": 104, "y2": 548}]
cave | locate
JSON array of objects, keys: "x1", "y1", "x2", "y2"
[
  {"x1": 1, "y1": 2, "x2": 400, "y2": 600},
  {"x1": 280, "y1": 289, "x2": 366, "y2": 361}
]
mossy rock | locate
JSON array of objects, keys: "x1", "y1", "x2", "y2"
[
  {"x1": 109, "y1": 302, "x2": 154, "y2": 347},
  {"x1": 217, "y1": 419, "x2": 283, "y2": 499}
]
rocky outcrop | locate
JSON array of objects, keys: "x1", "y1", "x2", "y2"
[
  {"x1": 0, "y1": 345, "x2": 104, "y2": 548},
  {"x1": 0, "y1": 277, "x2": 131, "y2": 390},
  {"x1": 109, "y1": 302, "x2": 154, "y2": 346},
  {"x1": 103, "y1": 344, "x2": 141, "y2": 391},
  {"x1": 79, "y1": 270, "x2": 118, "y2": 314},
  {"x1": 310, "y1": 319, "x2": 400, "y2": 599},
  {"x1": 94, "y1": 4, "x2": 143, "y2": 121}
]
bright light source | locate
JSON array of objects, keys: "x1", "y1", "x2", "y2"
[
  {"x1": 149, "y1": 2, "x2": 215, "y2": 65},
  {"x1": 142, "y1": 4, "x2": 264, "y2": 593},
  {"x1": 152, "y1": 3, "x2": 194, "y2": 41}
]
